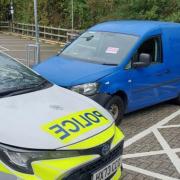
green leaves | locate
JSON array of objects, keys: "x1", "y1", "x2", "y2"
[{"x1": 0, "y1": 0, "x2": 180, "y2": 28}]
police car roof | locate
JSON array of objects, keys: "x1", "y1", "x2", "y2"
[{"x1": 89, "y1": 20, "x2": 180, "y2": 36}]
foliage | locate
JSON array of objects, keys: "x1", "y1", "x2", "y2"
[{"x1": 0, "y1": 0, "x2": 179, "y2": 29}]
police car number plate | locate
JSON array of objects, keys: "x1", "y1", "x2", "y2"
[{"x1": 92, "y1": 156, "x2": 121, "y2": 180}]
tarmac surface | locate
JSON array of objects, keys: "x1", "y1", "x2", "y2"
[{"x1": 0, "y1": 32, "x2": 180, "y2": 180}]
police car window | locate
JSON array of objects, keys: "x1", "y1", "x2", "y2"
[
  {"x1": 0, "y1": 53, "x2": 48, "y2": 93},
  {"x1": 134, "y1": 36, "x2": 162, "y2": 64},
  {"x1": 61, "y1": 31, "x2": 139, "y2": 65}
]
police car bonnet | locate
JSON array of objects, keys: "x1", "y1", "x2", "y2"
[{"x1": 0, "y1": 85, "x2": 113, "y2": 150}]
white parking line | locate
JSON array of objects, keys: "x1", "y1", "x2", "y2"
[
  {"x1": 123, "y1": 109, "x2": 180, "y2": 179},
  {"x1": 159, "y1": 125, "x2": 180, "y2": 128},
  {"x1": 153, "y1": 129, "x2": 180, "y2": 173},
  {"x1": 123, "y1": 164, "x2": 180, "y2": 180},
  {"x1": 16, "y1": 58, "x2": 26, "y2": 61},
  {"x1": 1, "y1": 50, "x2": 57, "y2": 52},
  {"x1": 1, "y1": 44, "x2": 55, "y2": 47},
  {"x1": 122, "y1": 148, "x2": 180, "y2": 159},
  {"x1": 0, "y1": 45, "x2": 9, "y2": 51},
  {"x1": 124, "y1": 110, "x2": 180, "y2": 148},
  {"x1": 123, "y1": 150, "x2": 165, "y2": 159}
]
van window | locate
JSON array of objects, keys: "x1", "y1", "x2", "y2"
[
  {"x1": 137, "y1": 36, "x2": 162, "y2": 63},
  {"x1": 126, "y1": 36, "x2": 163, "y2": 69}
]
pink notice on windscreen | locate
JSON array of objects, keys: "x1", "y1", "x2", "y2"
[{"x1": 106, "y1": 47, "x2": 119, "y2": 54}]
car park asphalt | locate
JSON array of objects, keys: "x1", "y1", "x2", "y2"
[
  {"x1": 0, "y1": 32, "x2": 180, "y2": 180},
  {"x1": 0, "y1": 32, "x2": 60, "y2": 66}
]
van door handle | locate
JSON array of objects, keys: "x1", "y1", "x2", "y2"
[{"x1": 156, "y1": 69, "x2": 170, "y2": 76}]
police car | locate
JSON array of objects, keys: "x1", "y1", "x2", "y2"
[{"x1": 0, "y1": 52, "x2": 124, "y2": 180}]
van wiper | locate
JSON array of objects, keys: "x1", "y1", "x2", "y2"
[
  {"x1": 0, "y1": 80, "x2": 51, "y2": 98},
  {"x1": 102, "y1": 63, "x2": 117, "y2": 66},
  {"x1": 82, "y1": 35, "x2": 94, "y2": 41}
]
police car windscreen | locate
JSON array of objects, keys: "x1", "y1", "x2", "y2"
[{"x1": 0, "y1": 53, "x2": 46, "y2": 93}]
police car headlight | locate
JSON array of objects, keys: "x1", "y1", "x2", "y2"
[
  {"x1": 71, "y1": 83, "x2": 99, "y2": 95},
  {"x1": 0, "y1": 147, "x2": 80, "y2": 174}
]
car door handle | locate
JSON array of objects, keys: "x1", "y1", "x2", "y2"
[{"x1": 156, "y1": 69, "x2": 170, "y2": 76}]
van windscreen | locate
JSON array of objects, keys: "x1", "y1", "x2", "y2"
[{"x1": 61, "y1": 31, "x2": 138, "y2": 65}]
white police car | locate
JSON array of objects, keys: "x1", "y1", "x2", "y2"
[{"x1": 0, "y1": 52, "x2": 124, "y2": 180}]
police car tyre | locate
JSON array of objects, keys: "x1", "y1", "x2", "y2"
[{"x1": 105, "y1": 96, "x2": 124, "y2": 125}]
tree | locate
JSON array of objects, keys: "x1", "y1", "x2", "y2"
[{"x1": 0, "y1": 0, "x2": 180, "y2": 28}]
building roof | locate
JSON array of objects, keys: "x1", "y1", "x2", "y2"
[{"x1": 89, "y1": 20, "x2": 180, "y2": 36}]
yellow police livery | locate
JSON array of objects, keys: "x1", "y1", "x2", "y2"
[{"x1": 0, "y1": 52, "x2": 124, "y2": 179}]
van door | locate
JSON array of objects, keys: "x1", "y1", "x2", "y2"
[
  {"x1": 128, "y1": 36, "x2": 167, "y2": 111},
  {"x1": 159, "y1": 28, "x2": 180, "y2": 100}
]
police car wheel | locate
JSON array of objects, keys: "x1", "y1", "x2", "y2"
[{"x1": 105, "y1": 96, "x2": 124, "y2": 125}]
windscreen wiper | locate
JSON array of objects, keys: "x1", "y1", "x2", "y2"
[
  {"x1": 0, "y1": 80, "x2": 51, "y2": 98},
  {"x1": 0, "y1": 88, "x2": 35, "y2": 98},
  {"x1": 102, "y1": 63, "x2": 117, "y2": 66},
  {"x1": 82, "y1": 35, "x2": 94, "y2": 41}
]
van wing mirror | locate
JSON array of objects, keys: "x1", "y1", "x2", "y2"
[{"x1": 132, "y1": 53, "x2": 151, "y2": 68}]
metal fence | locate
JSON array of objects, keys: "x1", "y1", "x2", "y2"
[
  {"x1": 0, "y1": 21, "x2": 80, "y2": 43},
  {"x1": 0, "y1": 21, "x2": 10, "y2": 31},
  {"x1": 0, "y1": 21, "x2": 81, "y2": 67}
]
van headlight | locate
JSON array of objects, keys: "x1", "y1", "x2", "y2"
[
  {"x1": 71, "y1": 83, "x2": 99, "y2": 96},
  {"x1": 0, "y1": 146, "x2": 80, "y2": 174}
]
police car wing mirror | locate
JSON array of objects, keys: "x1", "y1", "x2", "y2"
[{"x1": 132, "y1": 53, "x2": 151, "y2": 68}]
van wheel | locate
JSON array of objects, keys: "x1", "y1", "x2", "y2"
[{"x1": 105, "y1": 96, "x2": 125, "y2": 125}]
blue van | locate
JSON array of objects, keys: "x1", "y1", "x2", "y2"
[{"x1": 34, "y1": 21, "x2": 180, "y2": 124}]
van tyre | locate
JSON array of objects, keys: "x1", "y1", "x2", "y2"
[{"x1": 105, "y1": 96, "x2": 125, "y2": 125}]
